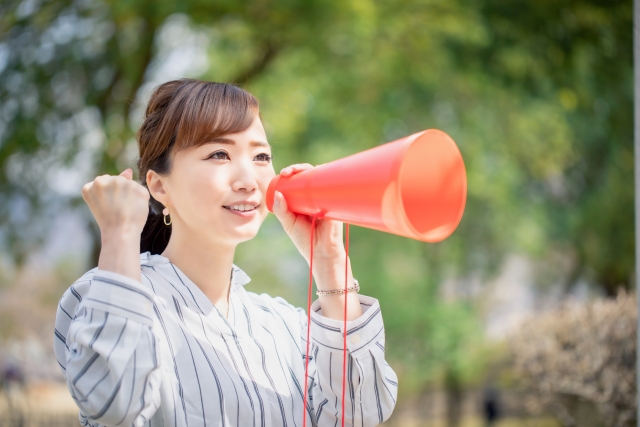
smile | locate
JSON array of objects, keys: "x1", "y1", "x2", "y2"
[
  {"x1": 222, "y1": 204, "x2": 260, "y2": 216},
  {"x1": 223, "y1": 204, "x2": 260, "y2": 212}
]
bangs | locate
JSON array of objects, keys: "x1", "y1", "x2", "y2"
[{"x1": 172, "y1": 82, "x2": 259, "y2": 151}]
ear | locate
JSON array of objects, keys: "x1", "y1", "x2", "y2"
[{"x1": 147, "y1": 169, "x2": 170, "y2": 207}]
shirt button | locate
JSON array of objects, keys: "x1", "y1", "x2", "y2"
[
  {"x1": 350, "y1": 334, "x2": 361, "y2": 345},
  {"x1": 145, "y1": 301, "x2": 152, "y2": 313}
]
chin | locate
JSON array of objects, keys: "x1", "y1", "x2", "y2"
[
  {"x1": 230, "y1": 222, "x2": 263, "y2": 243},
  {"x1": 232, "y1": 230, "x2": 260, "y2": 244}
]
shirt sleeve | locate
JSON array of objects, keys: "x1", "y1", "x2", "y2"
[
  {"x1": 299, "y1": 293, "x2": 398, "y2": 426},
  {"x1": 54, "y1": 269, "x2": 162, "y2": 427}
]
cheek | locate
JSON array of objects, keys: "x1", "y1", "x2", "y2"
[
  {"x1": 260, "y1": 167, "x2": 276, "y2": 193},
  {"x1": 174, "y1": 164, "x2": 226, "y2": 213}
]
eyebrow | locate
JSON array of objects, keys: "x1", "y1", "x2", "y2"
[{"x1": 207, "y1": 137, "x2": 271, "y2": 149}]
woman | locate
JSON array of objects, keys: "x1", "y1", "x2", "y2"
[{"x1": 54, "y1": 79, "x2": 398, "y2": 427}]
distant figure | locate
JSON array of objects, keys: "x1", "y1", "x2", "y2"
[
  {"x1": 482, "y1": 386, "x2": 501, "y2": 426},
  {"x1": 2, "y1": 360, "x2": 25, "y2": 389},
  {"x1": 1, "y1": 360, "x2": 26, "y2": 411}
]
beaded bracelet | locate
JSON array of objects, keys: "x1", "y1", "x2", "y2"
[{"x1": 315, "y1": 278, "x2": 360, "y2": 296}]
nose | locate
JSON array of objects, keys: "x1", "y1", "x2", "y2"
[{"x1": 231, "y1": 159, "x2": 258, "y2": 192}]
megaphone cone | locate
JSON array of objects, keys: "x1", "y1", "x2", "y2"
[{"x1": 266, "y1": 129, "x2": 467, "y2": 242}]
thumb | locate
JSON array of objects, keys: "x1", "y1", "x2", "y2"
[
  {"x1": 272, "y1": 191, "x2": 296, "y2": 231},
  {"x1": 119, "y1": 168, "x2": 133, "y2": 180}
]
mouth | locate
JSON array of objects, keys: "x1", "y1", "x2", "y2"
[{"x1": 222, "y1": 203, "x2": 260, "y2": 214}]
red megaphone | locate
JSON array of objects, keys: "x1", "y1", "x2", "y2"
[{"x1": 266, "y1": 129, "x2": 467, "y2": 242}]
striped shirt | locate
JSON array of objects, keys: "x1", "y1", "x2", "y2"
[{"x1": 54, "y1": 251, "x2": 398, "y2": 427}]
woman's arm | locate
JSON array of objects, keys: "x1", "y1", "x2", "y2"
[
  {"x1": 312, "y1": 251, "x2": 363, "y2": 321},
  {"x1": 56, "y1": 169, "x2": 161, "y2": 424},
  {"x1": 271, "y1": 163, "x2": 398, "y2": 424},
  {"x1": 270, "y1": 163, "x2": 368, "y2": 320},
  {"x1": 98, "y1": 226, "x2": 144, "y2": 282},
  {"x1": 54, "y1": 269, "x2": 162, "y2": 427},
  {"x1": 81, "y1": 167, "x2": 150, "y2": 283},
  {"x1": 299, "y1": 293, "x2": 398, "y2": 427}
]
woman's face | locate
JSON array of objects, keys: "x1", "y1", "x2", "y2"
[{"x1": 150, "y1": 114, "x2": 276, "y2": 245}]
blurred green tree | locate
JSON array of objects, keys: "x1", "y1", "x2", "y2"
[
  {"x1": 460, "y1": 0, "x2": 634, "y2": 296},
  {"x1": 0, "y1": 0, "x2": 631, "y2": 289},
  {"x1": 0, "y1": 0, "x2": 341, "y2": 264},
  {"x1": 0, "y1": 0, "x2": 632, "y2": 424}
]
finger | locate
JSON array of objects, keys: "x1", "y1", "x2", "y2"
[
  {"x1": 271, "y1": 191, "x2": 297, "y2": 232},
  {"x1": 280, "y1": 165, "x2": 296, "y2": 176},
  {"x1": 119, "y1": 168, "x2": 133, "y2": 180},
  {"x1": 280, "y1": 163, "x2": 314, "y2": 176},
  {"x1": 291, "y1": 163, "x2": 313, "y2": 169},
  {"x1": 280, "y1": 164, "x2": 306, "y2": 175},
  {"x1": 290, "y1": 163, "x2": 314, "y2": 173},
  {"x1": 81, "y1": 181, "x2": 92, "y2": 200}
]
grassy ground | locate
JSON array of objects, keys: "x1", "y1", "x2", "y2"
[
  {"x1": 383, "y1": 418, "x2": 561, "y2": 427},
  {"x1": 1, "y1": 382, "x2": 561, "y2": 427}
]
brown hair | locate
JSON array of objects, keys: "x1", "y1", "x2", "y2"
[{"x1": 135, "y1": 79, "x2": 259, "y2": 254}]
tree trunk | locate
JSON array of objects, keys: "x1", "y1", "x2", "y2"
[{"x1": 445, "y1": 366, "x2": 463, "y2": 427}]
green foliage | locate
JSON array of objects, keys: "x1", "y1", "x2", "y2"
[{"x1": 0, "y1": 0, "x2": 632, "y2": 392}]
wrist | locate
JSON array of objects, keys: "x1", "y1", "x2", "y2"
[
  {"x1": 100, "y1": 225, "x2": 142, "y2": 245},
  {"x1": 310, "y1": 248, "x2": 346, "y2": 267},
  {"x1": 98, "y1": 226, "x2": 142, "y2": 282},
  {"x1": 316, "y1": 278, "x2": 359, "y2": 296},
  {"x1": 312, "y1": 255, "x2": 354, "y2": 291}
]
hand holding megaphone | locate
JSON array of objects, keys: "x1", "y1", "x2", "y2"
[
  {"x1": 267, "y1": 129, "x2": 467, "y2": 243},
  {"x1": 271, "y1": 163, "x2": 349, "y2": 266}
]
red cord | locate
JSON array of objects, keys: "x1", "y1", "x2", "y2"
[
  {"x1": 342, "y1": 223, "x2": 349, "y2": 427},
  {"x1": 302, "y1": 219, "x2": 350, "y2": 427},
  {"x1": 302, "y1": 215, "x2": 317, "y2": 427}
]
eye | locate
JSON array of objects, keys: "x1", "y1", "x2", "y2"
[
  {"x1": 207, "y1": 151, "x2": 230, "y2": 160},
  {"x1": 255, "y1": 153, "x2": 272, "y2": 162}
]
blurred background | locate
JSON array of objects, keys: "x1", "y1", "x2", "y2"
[{"x1": 0, "y1": 0, "x2": 635, "y2": 426}]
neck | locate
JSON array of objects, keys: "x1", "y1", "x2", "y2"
[{"x1": 161, "y1": 222, "x2": 236, "y2": 312}]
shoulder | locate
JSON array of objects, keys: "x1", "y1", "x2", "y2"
[
  {"x1": 58, "y1": 266, "x2": 98, "y2": 310},
  {"x1": 58, "y1": 252, "x2": 162, "y2": 311},
  {"x1": 54, "y1": 267, "x2": 97, "y2": 355}
]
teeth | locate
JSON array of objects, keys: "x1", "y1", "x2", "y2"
[{"x1": 227, "y1": 204, "x2": 256, "y2": 212}]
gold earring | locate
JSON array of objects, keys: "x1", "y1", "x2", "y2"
[{"x1": 163, "y1": 208, "x2": 171, "y2": 226}]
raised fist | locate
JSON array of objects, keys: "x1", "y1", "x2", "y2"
[{"x1": 81, "y1": 168, "x2": 150, "y2": 237}]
